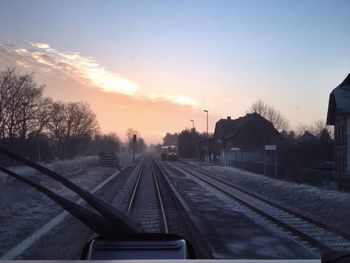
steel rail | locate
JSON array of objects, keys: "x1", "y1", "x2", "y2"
[
  {"x1": 127, "y1": 158, "x2": 146, "y2": 215},
  {"x1": 150, "y1": 158, "x2": 169, "y2": 233},
  {"x1": 186, "y1": 164, "x2": 350, "y2": 241},
  {"x1": 153, "y1": 158, "x2": 230, "y2": 258},
  {"x1": 171, "y1": 163, "x2": 350, "y2": 254}
]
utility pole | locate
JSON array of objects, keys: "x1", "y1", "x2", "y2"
[
  {"x1": 38, "y1": 133, "x2": 41, "y2": 162},
  {"x1": 203, "y1": 110, "x2": 208, "y2": 163},
  {"x1": 190, "y1": 119, "x2": 195, "y2": 159}
]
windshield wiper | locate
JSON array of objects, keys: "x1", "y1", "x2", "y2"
[
  {"x1": 0, "y1": 146, "x2": 143, "y2": 234},
  {"x1": 0, "y1": 166, "x2": 119, "y2": 237},
  {"x1": 0, "y1": 147, "x2": 192, "y2": 259}
]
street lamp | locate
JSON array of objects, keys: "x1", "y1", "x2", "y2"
[
  {"x1": 190, "y1": 120, "x2": 195, "y2": 159},
  {"x1": 203, "y1": 110, "x2": 208, "y2": 163}
]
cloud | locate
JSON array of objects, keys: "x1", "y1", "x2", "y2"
[
  {"x1": 168, "y1": 95, "x2": 199, "y2": 106},
  {"x1": 0, "y1": 40, "x2": 200, "y2": 107},
  {"x1": 29, "y1": 42, "x2": 50, "y2": 49},
  {"x1": 16, "y1": 60, "x2": 29, "y2": 68},
  {"x1": 15, "y1": 48, "x2": 28, "y2": 54},
  {"x1": 148, "y1": 93, "x2": 199, "y2": 106},
  {"x1": 1, "y1": 41, "x2": 138, "y2": 96},
  {"x1": 31, "y1": 52, "x2": 56, "y2": 65}
]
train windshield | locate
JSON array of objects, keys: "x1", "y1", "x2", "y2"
[{"x1": 0, "y1": 0, "x2": 350, "y2": 261}]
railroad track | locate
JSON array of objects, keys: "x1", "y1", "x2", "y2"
[
  {"x1": 169, "y1": 161, "x2": 350, "y2": 256},
  {"x1": 152, "y1": 157, "x2": 218, "y2": 258},
  {"x1": 127, "y1": 156, "x2": 169, "y2": 233}
]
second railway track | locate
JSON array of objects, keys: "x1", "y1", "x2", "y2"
[{"x1": 168, "y1": 161, "x2": 350, "y2": 256}]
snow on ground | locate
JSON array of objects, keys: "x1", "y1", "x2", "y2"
[
  {"x1": 0, "y1": 156, "x2": 117, "y2": 257},
  {"x1": 189, "y1": 161, "x2": 350, "y2": 233},
  {"x1": 118, "y1": 152, "x2": 133, "y2": 167},
  {"x1": 118, "y1": 152, "x2": 143, "y2": 168},
  {"x1": 165, "y1": 163, "x2": 314, "y2": 258}
]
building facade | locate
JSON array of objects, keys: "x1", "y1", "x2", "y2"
[
  {"x1": 213, "y1": 116, "x2": 237, "y2": 154},
  {"x1": 220, "y1": 113, "x2": 281, "y2": 151},
  {"x1": 326, "y1": 73, "x2": 350, "y2": 177}
]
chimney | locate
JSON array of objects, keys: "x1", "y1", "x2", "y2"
[{"x1": 227, "y1": 116, "x2": 231, "y2": 120}]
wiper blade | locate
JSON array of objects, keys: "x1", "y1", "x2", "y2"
[
  {"x1": 0, "y1": 166, "x2": 118, "y2": 237},
  {"x1": 0, "y1": 146, "x2": 143, "y2": 234}
]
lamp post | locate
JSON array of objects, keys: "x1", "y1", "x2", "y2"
[
  {"x1": 203, "y1": 110, "x2": 208, "y2": 163},
  {"x1": 190, "y1": 120, "x2": 195, "y2": 158}
]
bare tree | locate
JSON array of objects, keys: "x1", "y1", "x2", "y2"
[
  {"x1": 0, "y1": 68, "x2": 46, "y2": 143},
  {"x1": 35, "y1": 97, "x2": 54, "y2": 135},
  {"x1": 0, "y1": 68, "x2": 25, "y2": 141},
  {"x1": 16, "y1": 78, "x2": 45, "y2": 141},
  {"x1": 46, "y1": 102, "x2": 67, "y2": 143},
  {"x1": 94, "y1": 133, "x2": 121, "y2": 153},
  {"x1": 47, "y1": 102, "x2": 99, "y2": 139},
  {"x1": 248, "y1": 100, "x2": 289, "y2": 131},
  {"x1": 46, "y1": 101, "x2": 99, "y2": 157},
  {"x1": 0, "y1": 68, "x2": 100, "y2": 159},
  {"x1": 249, "y1": 100, "x2": 267, "y2": 116},
  {"x1": 0, "y1": 69, "x2": 15, "y2": 139},
  {"x1": 64, "y1": 102, "x2": 99, "y2": 138},
  {"x1": 296, "y1": 120, "x2": 333, "y2": 138},
  {"x1": 136, "y1": 137, "x2": 147, "y2": 153}
]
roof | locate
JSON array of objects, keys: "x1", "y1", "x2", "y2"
[
  {"x1": 223, "y1": 113, "x2": 276, "y2": 140},
  {"x1": 326, "y1": 73, "x2": 350, "y2": 125},
  {"x1": 214, "y1": 118, "x2": 238, "y2": 141}
]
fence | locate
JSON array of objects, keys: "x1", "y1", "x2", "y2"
[
  {"x1": 284, "y1": 168, "x2": 350, "y2": 192},
  {"x1": 220, "y1": 149, "x2": 276, "y2": 177},
  {"x1": 97, "y1": 153, "x2": 120, "y2": 167},
  {"x1": 220, "y1": 149, "x2": 350, "y2": 192}
]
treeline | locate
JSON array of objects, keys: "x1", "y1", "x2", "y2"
[
  {"x1": 250, "y1": 100, "x2": 334, "y2": 170},
  {"x1": 279, "y1": 125, "x2": 333, "y2": 171},
  {"x1": 0, "y1": 68, "x2": 121, "y2": 160},
  {"x1": 125, "y1": 128, "x2": 147, "y2": 154},
  {"x1": 161, "y1": 129, "x2": 206, "y2": 158},
  {"x1": 162, "y1": 100, "x2": 334, "y2": 171}
]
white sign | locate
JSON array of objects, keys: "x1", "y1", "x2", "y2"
[{"x1": 265, "y1": 145, "x2": 277, "y2": 151}]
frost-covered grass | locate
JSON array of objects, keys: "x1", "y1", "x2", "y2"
[
  {"x1": 117, "y1": 152, "x2": 142, "y2": 167},
  {"x1": 193, "y1": 163, "x2": 350, "y2": 232},
  {"x1": 0, "y1": 156, "x2": 117, "y2": 256}
]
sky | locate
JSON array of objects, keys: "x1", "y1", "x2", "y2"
[{"x1": 0, "y1": 0, "x2": 349, "y2": 144}]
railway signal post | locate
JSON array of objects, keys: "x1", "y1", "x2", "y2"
[{"x1": 133, "y1": 134, "x2": 137, "y2": 162}]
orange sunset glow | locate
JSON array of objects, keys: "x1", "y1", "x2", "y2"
[{"x1": 0, "y1": 40, "x2": 220, "y2": 143}]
